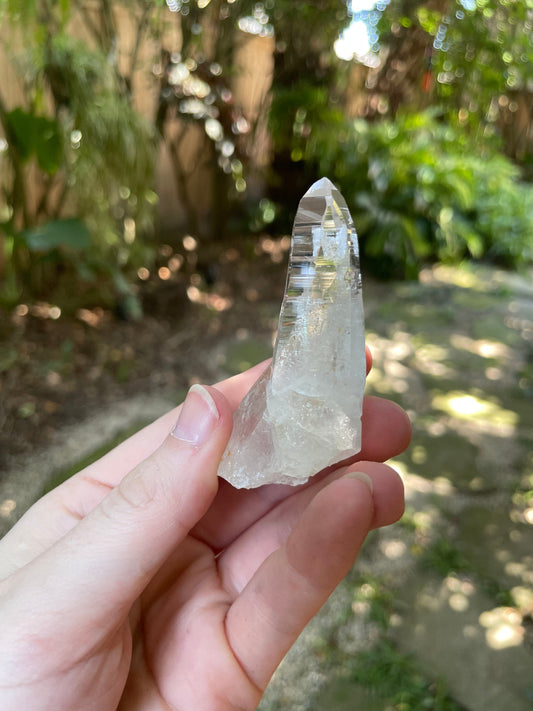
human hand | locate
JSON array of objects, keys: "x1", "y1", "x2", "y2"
[{"x1": 0, "y1": 351, "x2": 410, "y2": 711}]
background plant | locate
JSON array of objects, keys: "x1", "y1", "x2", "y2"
[
  {"x1": 0, "y1": 1, "x2": 159, "y2": 313},
  {"x1": 311, "y1": 110, "x2": 533, "y2": 278},
  {"x1": 363, "y1": 0, "x2": 533, "y2": 169},
  {"x1": 1, "y1": 0, "x2": 533, "y2": 310}
]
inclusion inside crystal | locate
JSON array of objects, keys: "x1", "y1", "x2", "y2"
[{"x1": 218, "y1": 177, "x2": 365, "y2": 488}]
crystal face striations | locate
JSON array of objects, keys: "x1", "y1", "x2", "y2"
[{"x1": 218, "y1": 177, "x2": 365, "y2": 488}]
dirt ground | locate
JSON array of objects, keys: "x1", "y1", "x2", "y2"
[{"x1": 0, "y1": 237, "x2": 288, "y2": 474}]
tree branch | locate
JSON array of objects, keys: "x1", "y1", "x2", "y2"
[
  {"x1": 100, "y1": 0, "x2": 117, "y2": 57},
  {"x1": 126, "y1": 1, "x2": 153, "y2": 94},
  {"x1": 166, "y1": 122, "x2": 200, "y2": 234}
]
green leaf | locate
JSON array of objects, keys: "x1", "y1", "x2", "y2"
[
  {"x1": 401, "y1": 216, "x2": 431, "y2": 258},
  {"x1": 6, "y1": 108, "x2": 62, "y2": 173},
  {"x1": 20, "y1": 219, "x2": 91, "y2": 252},
  {"x1": 33, "y1": 116, "x2": 63, "y2": 173},
  {"x1": 6, "y1": 108, "x2": 35, "y2": 161}
]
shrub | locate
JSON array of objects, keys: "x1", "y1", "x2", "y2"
[{"x1": 312, "y1": 111, "x2": 533, "y2": 278}]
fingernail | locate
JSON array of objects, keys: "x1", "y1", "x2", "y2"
[
  {"x1": 171, "y1": 384, "x2": 219, "y2": 445},
  {"x1": 344, "y1": 471, "x2": 373, "y2": 493}
]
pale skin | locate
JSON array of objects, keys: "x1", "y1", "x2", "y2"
[{"x1": 0, "y1": 351, "x2": 411, "y2": 711}]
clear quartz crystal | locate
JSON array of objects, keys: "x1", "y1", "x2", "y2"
[{"x1": 218, "y1": 177, "x2": 365, "y2": 488}]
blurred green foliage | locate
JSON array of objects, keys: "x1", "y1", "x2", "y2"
[
  {"x1": 390, "y1": 2, "x2": 530, "y2": 118},
  {"x1": 266, "y1": 0, "x2": 533, "y2": 277},
  {"x1": 0, "y1": 2, "x2": 156, "y2": 313},
  {"x1": 0, "y1": 0, "x2": 532, "y2": 310},
  {"x1": 267, "y1": 0, "x2": 350, "y2": 218},
  {"x1": 351, "y1": 640, "x2": 463, "y2": 710},
  {"x1": 368, "y1": 0, "x2": 533, "y2": 166},
  {"x1": 311, "y1": 111, "x2": 533, "y2": 278}
]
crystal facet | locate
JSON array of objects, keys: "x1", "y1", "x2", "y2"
[{"x1": 218, "y1": 177, "x2": 365, "y2": 488}]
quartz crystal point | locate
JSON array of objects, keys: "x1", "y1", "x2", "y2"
[{"x1": 218, "y1": 177, "x2": 365, "y2": 488}]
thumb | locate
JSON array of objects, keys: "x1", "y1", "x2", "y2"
[{"x1": 11, "y1": 385, "x2": 231, "y2": 628}]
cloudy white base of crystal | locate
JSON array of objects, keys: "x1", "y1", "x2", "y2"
[{"x1": 218, "y1": 178, "x2": 366, "y2": 488}]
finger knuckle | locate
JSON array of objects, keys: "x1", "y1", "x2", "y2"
[{"x1": 105, "y1": 459, "x2": 168, "y2": 519}]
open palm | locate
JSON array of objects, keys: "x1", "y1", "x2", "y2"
[{"x1": 0, "y1": 358, "x2": 410, "y2": 711}]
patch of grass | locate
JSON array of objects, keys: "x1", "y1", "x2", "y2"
[
  {"x1": 480, "y1": 580, "x2": 515, "y2": 608},
  {"x1": 421, "y1": 539, "x2": 471, "y2": 578},
  {"x1": 354, "y1": 576, "x2": 395, "y2": 632},
  {"x1": 396, "y1": 507, "x2": 422, "y2": 534},
  {"x1": 309, "y1": 574, "x2": 467, "y2": 711},
  {"x1": 420, "y1": 526, "x2": 518, "y2": 609},
  {"x1": 351, "y1": 640, "x2": 466, "y2": 711}
]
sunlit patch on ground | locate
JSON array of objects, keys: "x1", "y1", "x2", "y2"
[
  {"x1": 0, "y1": 499, "x2": 16, "y2": 518},
  {"x1": 432, "y1": 390, "x2": 519, "y2": 429},
  {"x1": 450, "y1": 334, "x2": 511, "y2": 360},
  {"x1": 479, "y1": 606, "x2": 525, "y2": 649}
]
